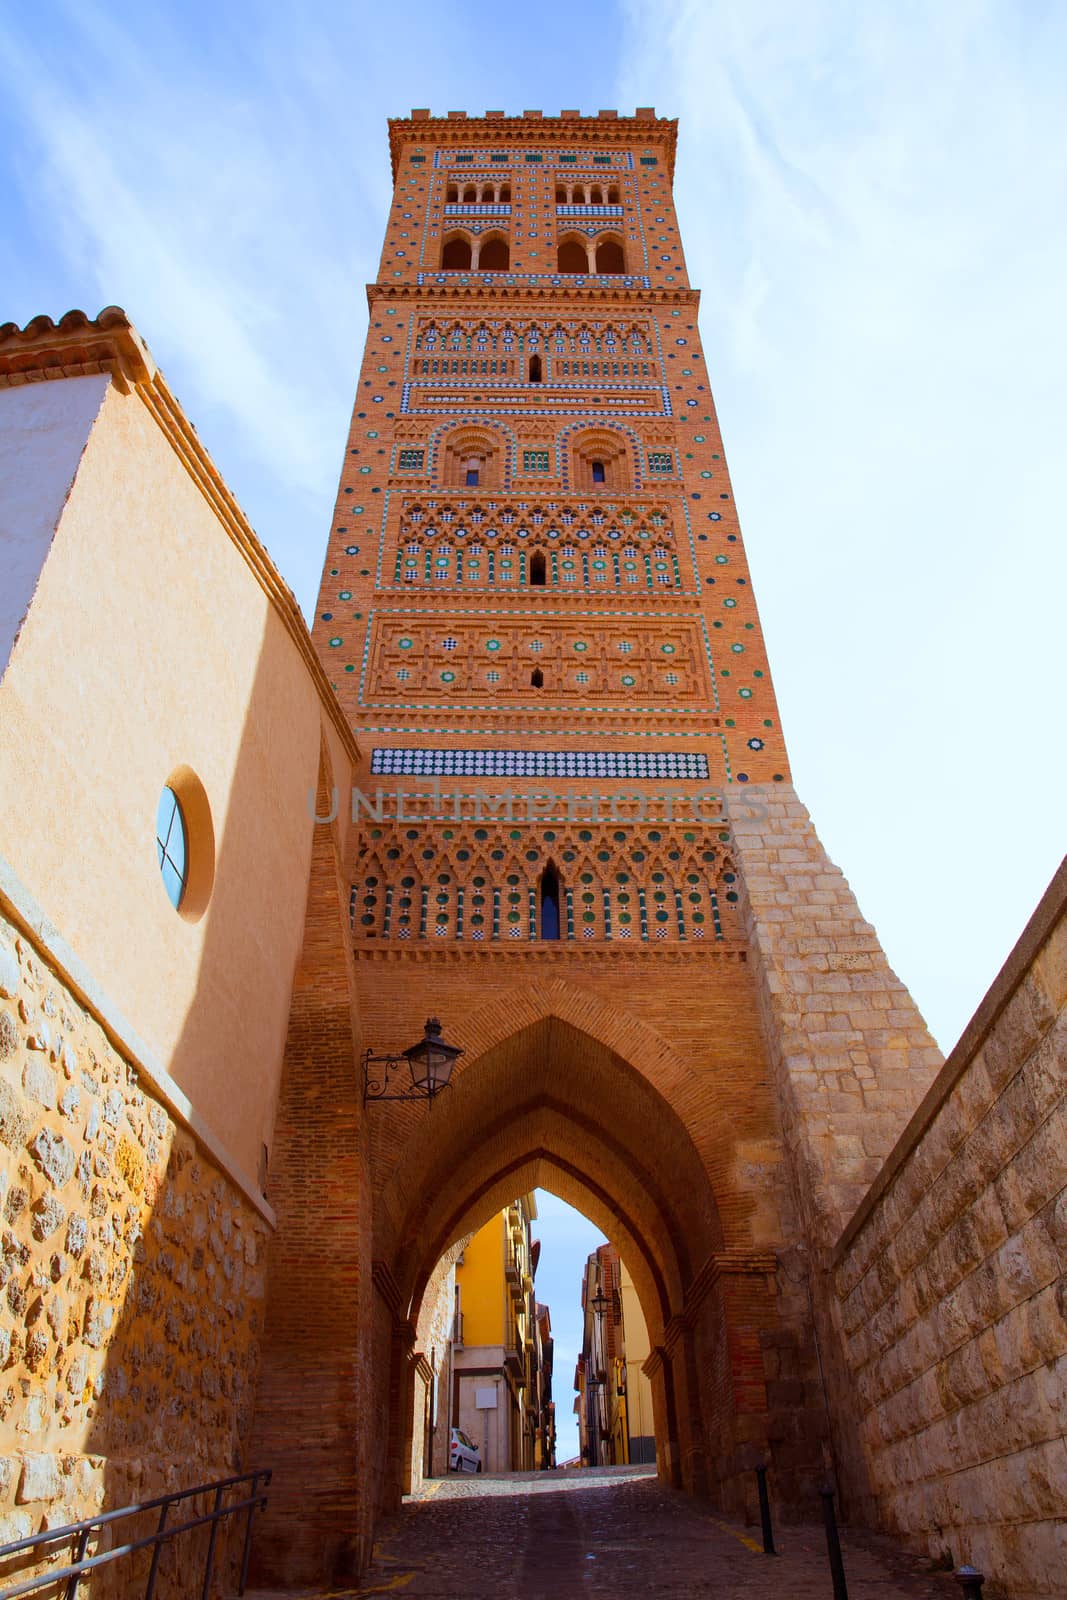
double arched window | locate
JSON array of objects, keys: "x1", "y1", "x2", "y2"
[
  {"x1": 556, "y1": 233, "x2": 625, "y2": 275},
  {"x1": 440, "y1": 231, "x2": 510, "y2": 271}
]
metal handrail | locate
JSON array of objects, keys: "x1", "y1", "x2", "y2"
[{"x1": 0, "y1": 1467, "x2": 271, "y2": 1600}]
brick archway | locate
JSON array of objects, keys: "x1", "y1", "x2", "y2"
[{"x1": 368, "y1": 992, "x2": 759, "y2": 1517}]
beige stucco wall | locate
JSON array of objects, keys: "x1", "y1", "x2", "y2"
[
  {"x1": 0, "y1": 374, "x2": 351, "y2": 1186},
  {"x1": 833, "y1": 859, "x2": 1067, "y2": 1600},
  {"x1": 0, "y1": 377, "x2": 110, "y2": 678},
  {"x1": 619, "y1": 1258, "x2": 655, "y2": 1454}
]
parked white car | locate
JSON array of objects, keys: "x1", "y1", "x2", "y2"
[{"x1": 449, "y1": 1427, "x2": 482, "y2": 1473}]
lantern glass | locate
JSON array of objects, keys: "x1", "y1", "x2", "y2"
[{"x1": 403, "y1": 1018, "x2": 461, "y2": 1095}]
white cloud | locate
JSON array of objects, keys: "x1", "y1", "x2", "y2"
[{"x1": 617, "y1": 1, "x2": 1067, "y2": 1047}]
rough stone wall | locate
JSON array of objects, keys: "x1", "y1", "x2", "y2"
[
  {"x1": 0, "y1": 910, "x2": 270, "y2": 1598},
  {"x1": 728, "y1": 785, "x2": 944, "y2": 1249},
  {"x1": 727, "y1": 784, "x2": 947, "y2": 1514},
  {"x1": 832, "y1": 860, "x2": 1067, "y2": 1599}
]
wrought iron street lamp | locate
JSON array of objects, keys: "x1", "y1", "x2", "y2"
[{"x1": 361, "y1": 1017, "x2": 464, "y2": 1106}]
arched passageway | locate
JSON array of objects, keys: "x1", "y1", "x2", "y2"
[
  {"x1": 251, "y1": 971, "x2": 827, "y2": 1588},
  {"x1": 367, "y1": 994, "x2": 813, "y2": 1523}
]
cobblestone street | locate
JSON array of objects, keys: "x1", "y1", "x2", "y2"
[{"x1": 246, "y1": 1466, "x2": 956, "y2": 1598}]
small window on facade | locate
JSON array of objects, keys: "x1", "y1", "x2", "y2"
[
  {"x1": 529, "y1": 354, "x2": 542, "y2": 383},
  {"x1": 466, "y1": 465, "x2": 480, "y2": 487},
  {"x1": 398, "y1": 449, "x2": 424, "y2": 470},
  {"x1": 592, "y1": 460, "x2": 606, "y2": 484},
  {"x1": 156, "y1": 786, "x2": 188, "y2": 910},
  {"x1": 531, "y1": 667, "x2": 544, "y2": 687},
  {"x1": 530, "y1": 551, "x2": 546, "y2": 586},
  {"x1": 648, "y1": 452, "x2": 673, "y2": 475},
  {"x1": 523, "y1": 450, "x2": 549, "y2": 473},
  {"x1": 595, "y1": 236, "x2": 625, "y2": 274},
  {"x1": 479, "y1": 235, "x2": 510, "y2": 271},
  {"x1": 557, "y1": 237, "x2": 588, "y2": 273},
  {"x1": 442, "y1": 234, "x2": 473, "y2": 270},
  {"x1": 540, "y1": 863, "x2": 561, "y2": 940}
]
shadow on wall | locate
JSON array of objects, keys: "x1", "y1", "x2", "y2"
[{"x1": 0, "y1": 615, "x2": 350, "y2": 1596}]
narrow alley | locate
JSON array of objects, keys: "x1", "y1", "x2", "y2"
[{"x1": 246, "y1": 1466, "x2": 956, "y2": 1599}]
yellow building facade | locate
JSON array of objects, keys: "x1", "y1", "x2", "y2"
[{"x1": 452, "y1": 1194, "x2": 542, "y2": 1472}]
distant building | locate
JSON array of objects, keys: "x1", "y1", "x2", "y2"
[
  {"x1": 576, "y1": 1244, "x2": 656, "y2": 1467},
  {"x1": 534, "y1": 1303, "x2": 557, "y2": 1469},
  {"x1": 451, "y1": 1194, "x2": 547, "y2": 1472}
]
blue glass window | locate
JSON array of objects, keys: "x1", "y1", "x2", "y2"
[{"x1": 156, "y1": 786, "x2": 188, "y2": 910}]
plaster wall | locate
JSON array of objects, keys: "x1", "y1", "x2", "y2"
[
  {"x1": 619, "y1": 1258, "x2": 655, "y2": 1457},
  {"x1": 0, "y1": 375, "x2": 343, "y2": 1182},
  {"x1": 0, "y1": 377, "x2": 108, "y2": 679}
]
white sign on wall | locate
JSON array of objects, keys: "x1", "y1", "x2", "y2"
[{"x1": 475, "y1": 1387, "x2": 498, "y2": 1409}]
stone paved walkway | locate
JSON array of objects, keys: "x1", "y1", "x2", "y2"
[{"x1": 246, "y1": 1466, "x2": 956, "y2": 1598}]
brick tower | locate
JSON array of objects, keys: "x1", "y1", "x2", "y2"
[{"x1": 269, "y1": 108, "x2": 942, "y2": 1576}]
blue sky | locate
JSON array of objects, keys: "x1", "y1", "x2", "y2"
[{"x1": 3, "y1": 0, "x2": 1064, "y2": 1468}]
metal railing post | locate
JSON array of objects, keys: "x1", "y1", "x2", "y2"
[
  {"x1": 143, "y1": 1499, "x2": 170, "y2": 1600},
  {"x1": 200, "y1": 1483, "x2": 225, "y2": 1600},
  {"x1": 819, "y1": 1486, "x2": 848, "y2": 1600},
  {"x1": 64, "y1": 1528, "x2": 91, "y2": 1600},
  {"x1": 755, "y1": 1465, "x2": 775, "y2": 1554},
  {"x1": 955, "y1": 1568, "x2": 985, "y2": 1599},
  {"x1": 237, "y1": 1474, "x2": 265, "y2": 1596}
]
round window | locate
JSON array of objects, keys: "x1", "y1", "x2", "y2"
[
  {"x1": 155, "y1": 787, "x2": 187, "y2": 910},
  {"x1": 155, "y1": 767, "x2": 214, "y2": 921}
]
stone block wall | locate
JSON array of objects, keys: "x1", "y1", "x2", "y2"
[
  {"x1": 0, "y1": 908, "x2": 271, "y2": 1597},
  {"x1": 832, "y1": 859, "x2": 1067, "y2": 1599}
]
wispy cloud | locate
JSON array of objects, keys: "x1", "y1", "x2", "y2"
[
  {"x1": 617, "y1": 1, "x2": 1067, "y2": 1046},
  {"x1": 0, "y1": 0, "x2": 406, "y2": 602}
]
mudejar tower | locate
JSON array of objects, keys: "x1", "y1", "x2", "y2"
[{"x1": 278, "y1": 108, "x2": 941, "y2": 1574}]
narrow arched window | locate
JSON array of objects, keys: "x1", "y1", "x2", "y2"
[
  {"x1": 463, "y1": 186, "x2": 477, "y2": 202},
  {"x1": 442, "y1": 234, "x2": 472, "y2": 270},
  {"x1": 555, "y1": 186, "x2": 566, "y2": 203},
  {"x1": 481, "y1": 184, "x2": 494, "y2": 202},
  {"x1": 446, "y1": 185, "x2": 458, "y2": 202},
  {"x1": 592, "y1": 460, "x2": 606, "y2": 484},
  {"x1": 531, "y1": 667, "x2": 544, "y2": 688},
  {"x1": 479, "y1": 234, "x2": 510, "y2": 271},
  {"x1": 466, "y1": 456, "x2": 480, "y2": 488},
  {"x1": 590, "y1": 185, "x2": 603, "y2": 204},
  {"x1": 529, "y1": 354, "x2": 542, "y2": 383},
  {"x1": 540, "y1": 863, "x2": 561, "y2": 940},
  {"x1": 500, "y1": 183, "x2": 511, "y2": 201},
  {"x1": 530, "y1": 551, "x2": 546, "y2": 586},
  {"x1": 595, "y1": 237, "x2": 625, "y2": 274},
  {"x1": 557, "y1": 237, "x2": 588, "y2": 273}
]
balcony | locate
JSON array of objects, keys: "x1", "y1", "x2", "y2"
[{"x1": 451, "y1": 1311, "x2": 464, "y2": 1347}]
